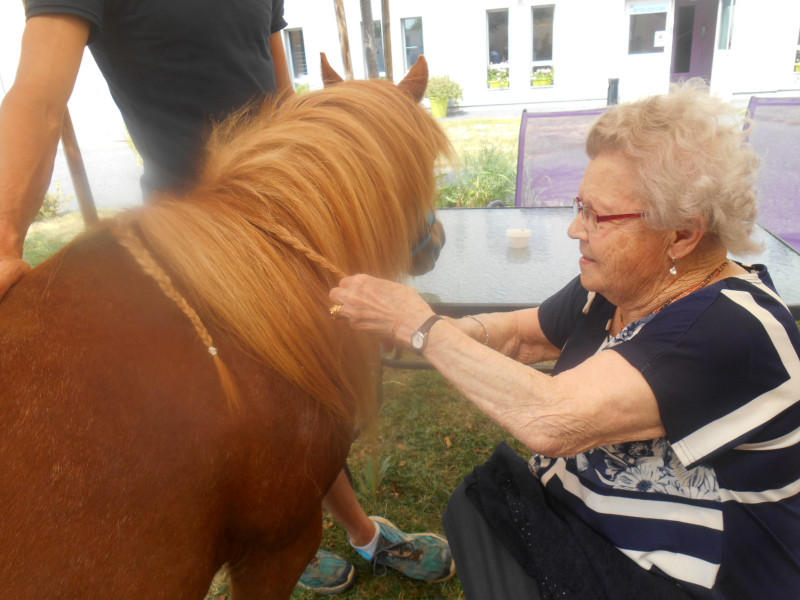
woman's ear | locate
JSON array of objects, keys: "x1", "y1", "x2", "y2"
[{"x1": 669, "y1": 215, "x2": 707, "y2": 260}]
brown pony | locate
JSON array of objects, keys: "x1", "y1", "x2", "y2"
[{"x1": 0, "y1": 56, "x2": 452, "y2": 599}]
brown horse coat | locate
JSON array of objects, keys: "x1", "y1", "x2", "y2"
[{"x1": 0, "y1": 57, "x2": 451, "y2": 599}]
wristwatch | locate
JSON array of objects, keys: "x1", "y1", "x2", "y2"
[{"x1": 410, "y1": 315, "x2": 442, "y2": 355}]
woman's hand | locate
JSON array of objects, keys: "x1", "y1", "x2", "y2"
[{"x1": 329, "y1": 274, "x2": 435, "y2": 349}]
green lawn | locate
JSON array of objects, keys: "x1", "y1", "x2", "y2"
[
  {"x1": 441, "y1": 117, "x2": 520, "y2": 156},
  {"x1": 23, "y1": 209, "x2": 119, "y2": 267}
]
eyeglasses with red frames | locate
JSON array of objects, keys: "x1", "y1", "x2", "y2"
[{"x1": 572, "y1": 197, "x2": 645, "y2": 228}]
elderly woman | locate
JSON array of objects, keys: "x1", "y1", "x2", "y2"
[{"x1": 329, "y1": 82, "x2": 800, "y2": 600}]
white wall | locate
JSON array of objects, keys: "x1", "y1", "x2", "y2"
[
  {"x1": 712, "y1": 0, "x2": 800, "y2": 99},
  {"x1": 285, "y1": 0, "x2": 800, "y2": 107}
]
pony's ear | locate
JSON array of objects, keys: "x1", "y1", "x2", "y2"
[
  {"x1": 321, "y1": 53, "x2": 344, "y2": 87},
  {"x1": 397, "y1": 55, "x2": 429, "y2": 103}
]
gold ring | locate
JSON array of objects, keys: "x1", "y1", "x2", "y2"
[{"x1": 330, "y1": 304, "x2": 343, "y2": 319}]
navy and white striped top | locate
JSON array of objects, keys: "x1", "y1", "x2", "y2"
[{"x1": 536, "y1": 265, "x2": 800, "y2": 600}]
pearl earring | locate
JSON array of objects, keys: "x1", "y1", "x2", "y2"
[{"x1": 669, "y1": 257, "x2": 677, "y2": 276}]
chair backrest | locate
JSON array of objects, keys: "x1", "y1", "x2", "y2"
[
  {"x1": 746, "y1": 97, "x2": 800, "y2": 251},
  {"x1": 514, "y1": 107, "x2": 607, "y2": 207}
]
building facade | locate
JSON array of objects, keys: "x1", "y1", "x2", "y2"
[{"x1": 283, "y1": 0, "x2": 800, "y2": 107}]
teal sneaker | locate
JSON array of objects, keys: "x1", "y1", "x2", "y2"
[
  {"x1": 357, "y1": 516, "x2": 456, "y2": 583},
  {"x1": 296, "y1": 550, "x2": 355, "y2": 596}
]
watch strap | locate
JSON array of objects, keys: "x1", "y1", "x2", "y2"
[{"x1": 411, "y1": 314, "x2": 442, "y2": 354}]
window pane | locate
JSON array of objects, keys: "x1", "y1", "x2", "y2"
[
  {"x1": 628, "y1": 12, "x2": 667, "y2": 54},
  {"x1": 532, "y1": 5, "x2": 554, "y2": 62},
  {"x1": 402, "y1": 17, "x2": 424, "y2": 69},
  {"x1": 487, "y1": 9, "x2": 509, "y2": 88},
  {"x1": 718, "y1": 0, "x2": 735, "y2": 50},
  {"x1": 487, "y1": 9, "x2": 509, "y2": 63},
  {"x1": 286, "y1": 29, "x2": 307, "y2": 79}
]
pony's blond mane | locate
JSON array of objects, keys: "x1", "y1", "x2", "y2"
[{"x1": 115, "y1": 80, "x2": 453, "y2": 424}]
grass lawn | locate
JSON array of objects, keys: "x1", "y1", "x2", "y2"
[
  {"x1": 23, "y1": 209, "x2": 119, "y2": 267},
  {"x1": 440, "y1": 117, "x2": 520, "y2": 156}
]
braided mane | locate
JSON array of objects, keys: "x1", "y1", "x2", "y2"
[{"x1": 114, "y1": 79, "x2": 453, "y2": 424}]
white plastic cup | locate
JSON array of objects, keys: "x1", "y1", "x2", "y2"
[{"x1": 506, "y1": 228, "x2": 531, "y2": 248}]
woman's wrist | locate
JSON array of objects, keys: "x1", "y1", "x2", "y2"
[{"x1": 466, "y1": 315, "x2": 489, "y2": 345}]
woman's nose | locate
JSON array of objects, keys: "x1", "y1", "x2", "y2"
[{"x1": 567, "y1": 212, "x2": 587, "y2": 240}]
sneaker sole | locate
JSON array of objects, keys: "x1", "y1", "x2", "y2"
[{"x1": 369, "y1": 516, "x2": 458, "y2": 583}]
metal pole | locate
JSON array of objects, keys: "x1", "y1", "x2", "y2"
[{"x1": 60, "y1": 108, "x2": 99, "y2": 226}]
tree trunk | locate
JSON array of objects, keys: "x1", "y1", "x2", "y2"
[
  {"x1": 333, "y1": 0, "x2": 353, "y2": 79},
  {"x1": 359, "y1": 0, "x2": 380, "y2": 79},
  {"x1": 381, "y1": 0, "x2": 393, "y2": 81}
]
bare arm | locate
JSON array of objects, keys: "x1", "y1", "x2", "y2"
[
  {"x1": 330, "y1": 274, "x2": 665, "y2": 457},
  {"x1": 0, "y1": 14, "x2": 89, "y2": 296},
  {"x1": 422, "y1": 320, "x2": 665, "y2": 456},
  {"x1": 454, "y1": 306, "x2": 561, "y2": 365},
  {"x1": 269, "y1": 31, "x2": 295, "y2": 95}
]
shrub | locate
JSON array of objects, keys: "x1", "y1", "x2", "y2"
[
  {"x1": 35, "y1": 183, "x2": 71, "y2": 221},
  {"x1": 436, "y1": 144, "x2": 516, "y2": 207},
  {"x1": 425, "y1": 75, "x2": 463, "y2": 104}
]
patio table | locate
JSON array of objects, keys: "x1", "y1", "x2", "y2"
[{"x1": 408, "y1": 207, "x2": 800, "y2": 320}]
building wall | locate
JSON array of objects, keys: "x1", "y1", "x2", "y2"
[{"x1": 284, "y1": 0, "x2": 800, "y2": 106}]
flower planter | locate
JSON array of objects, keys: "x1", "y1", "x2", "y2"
[
  {"x1": 532, "y1": 79, "x2": 553, "y2": 87},
  {"x1": 430, "y1": 97, "x2": 449, "y2": 119},
  {"x1": 489, "y1": 81, "x2": 508, "y2": 89}
]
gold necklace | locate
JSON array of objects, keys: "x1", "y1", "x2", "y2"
[{"x1": 619, "y1": 259, "x2": 729, "y2": 326}]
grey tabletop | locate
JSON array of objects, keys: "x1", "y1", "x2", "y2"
[{"x1": 408, "y1": 207, "x2": 800, "y2": 319}]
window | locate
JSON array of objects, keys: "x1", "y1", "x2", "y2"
[
  {"x1": 362, "y1": 20, "x2": 386, "y2": 76},
  {"x1": 284, "y1": 28, "x2": 307, "y2": 84},
  {"x1": 628, "y1": 3, "x2": 667, "y2": 54},
  {"x1": 487, "y1": 9, "x2": 509, "y2": 88},
  {"x1": 402, "y1": 17, "x2": 424, "y2": 70},
  {"x1": 531, "y1": 5, "x2": 555, "y2": 87},
  {"x1": 718, "y1": 0, "x2": 735, "y2": 50}
]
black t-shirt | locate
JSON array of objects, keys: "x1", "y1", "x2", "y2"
[{"x1": 25, "y1": 0, "x2": 286, "y2": 195}]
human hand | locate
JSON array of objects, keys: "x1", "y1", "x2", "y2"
[
  {"x1": 0, "y1": 255, "x2": 31, "y2": 299},
  {"x1": 329, "y1": 274, "x2": 435, "y2": 348},
  {"x1": 409, "y1": 218, "x2": 445, "y2": 276}
]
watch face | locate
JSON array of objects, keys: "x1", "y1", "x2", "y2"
[{"x1": 411, "y1": 331, "x2": 425, "y2": 350}]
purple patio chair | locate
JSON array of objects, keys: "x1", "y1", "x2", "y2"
[
  {"x1": 746, "y1": 97, "x2": 800, "y2": 251},
  {"x1": 514, "y1": 107, "x2": 607, "y2": 207}
]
